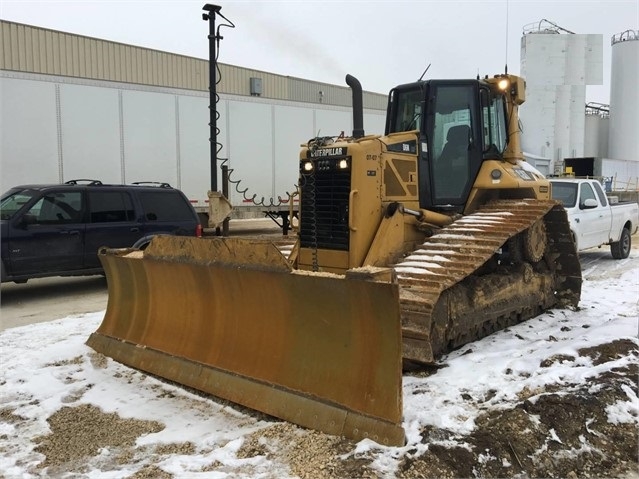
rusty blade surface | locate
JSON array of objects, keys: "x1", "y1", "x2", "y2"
[{"x1": 88, "y1": 236, "x2": 404, "y2": 445}]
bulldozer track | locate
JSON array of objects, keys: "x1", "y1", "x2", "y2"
[{"x1": 394, "y1": 199, "x2": 581, "y2": 364}]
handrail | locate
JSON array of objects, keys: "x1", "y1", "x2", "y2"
[
  {"x1": 348, "y1": 190, "x2": 359, "y2": 232},
  {"x1": 522, "y1": 19, "x2": 574, "y2": 35},
  {"x1": 288, "y1": 189, "x2": 299, "y2": 233},
  {"x1": 612, "y1": 30, "x2": 639, "y2": 45}
]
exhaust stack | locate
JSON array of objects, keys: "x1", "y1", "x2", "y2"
[{"x1": 346, "y1": 74, "x2": 365, "y2": 139}]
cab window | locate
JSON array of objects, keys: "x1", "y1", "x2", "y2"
[
  {"x1": 431, "y1": 85, "x2": 475, "y2": 202},
  {"x1": 481, "y1": 92, "x2": 508, "y2": 155},
  {"x1": 579, "y1": 183, "x2": 597, "y2": 208},
  {"x1": 592, "y1": 181, "x2": 608, "y2": 207},
  {"x1": 550, "y1": 182, "x2": 577, "y2": 207},
  {"x1": 388, "y1": 88, "x2": 423, "y2": 133}
]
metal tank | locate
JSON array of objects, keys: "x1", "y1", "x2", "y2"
[
  {"x1": 609, "y1": 30, "x2": 639, "y2": 162},
  {"x1": 584, "y1": 103, "x2": 609, "y2": 159},
  {"x1": 519, "y1": 20, "x2": 603, "y2": 173}
]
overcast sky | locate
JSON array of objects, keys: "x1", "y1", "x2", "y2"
[{"x1": 1, "y1": 1, "x2": 637, "y2": 103}]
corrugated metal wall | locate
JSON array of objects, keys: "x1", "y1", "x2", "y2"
[
  {"x1": 0, "y1": 21, "x2": 207, "y2": 90},
  {"x1": 0, "y1": 20, "x2": 386, "y2": 110},
  {"x1": 220, "y1": 63, "x2": 288, "y2": 97}
]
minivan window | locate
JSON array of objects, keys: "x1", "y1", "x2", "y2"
[
  {"x1": 139, "y1": 191, "x2": 193, "y2": 222},
  {"x1": 25, "y1": 191, "x2": 83, "y2": 224},
  {"x1": 89, "y1": 191, "x2": 135, "y2": 222},
  {"x1": 1, "y1": 190, "x2": 37, "y2": 220}
]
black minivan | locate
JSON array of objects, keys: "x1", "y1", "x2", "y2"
[{"x1": 1, "y1": 180, "x2": 202, "y2": 283}]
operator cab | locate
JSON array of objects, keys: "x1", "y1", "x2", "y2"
[{"x1": 385, "y1": 79, "x2": 509, "y2": 211}]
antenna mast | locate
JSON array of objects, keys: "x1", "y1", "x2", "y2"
[
  {"x1": 505, "y1": 0, "x2": 509, "y2": 73},
  {"x1": 418, "y1": 63, "x2": 431, "y2": 81}
]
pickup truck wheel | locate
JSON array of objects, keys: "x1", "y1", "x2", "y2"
[{"x1": 610, "y1": 227, "x2": 631, "y2": 260}]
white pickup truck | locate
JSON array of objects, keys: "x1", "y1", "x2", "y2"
[{"x1": 550, "y1": 178, "x2": 639, "y2": 259}]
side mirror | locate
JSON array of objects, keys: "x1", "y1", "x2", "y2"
[
  {"x1": 19, "y1": 213, "x2": 38, "y2": 228},
  {"x1": 581, "y1": 198, "x2": 598, "y2": 209}
]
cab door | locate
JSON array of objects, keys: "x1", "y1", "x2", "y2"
[
  {"x1": 576, "y1": 182, "x2": 610, "y2": 249},
  {"x1": 424, "y1": 82, "x2": 483, "y2": 209},
  {"x1": 7, "y1": 190, "x2": 86, "y2": 276},
  {"x1": 386, "y1": 81, "x2": 483, "y2": 211}
]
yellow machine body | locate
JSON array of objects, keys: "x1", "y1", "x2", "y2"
[{"x1": 88, "y1": 74, "x2": 581, "y2": 445}]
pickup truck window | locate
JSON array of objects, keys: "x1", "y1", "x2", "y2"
[
  {"x1": 550, "y1": 182, "x2": 577, "y2": 208},
  {"x1": 592, "y1": 181, "x2": 608, "y2": 207},
  {"x1": 579, "y1": 183, "x2": 597, "y2": 208}
]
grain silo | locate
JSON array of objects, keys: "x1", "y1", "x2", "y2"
[
  {"x1": 608, "y1": 30, "x2": 639, "y2": 162},
  {"x1": 519, "y1": 20, "x2": 603, "y2": 174}
]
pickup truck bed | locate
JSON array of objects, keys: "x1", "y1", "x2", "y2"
[{"x1": 550, "y1": 178, "x2": 639, "y2": 259}]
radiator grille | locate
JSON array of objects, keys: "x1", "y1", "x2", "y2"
[{"x1": 300, "y1": 166, "x2": 351, "y2": 250}]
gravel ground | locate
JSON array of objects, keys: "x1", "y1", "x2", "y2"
[
  {"x1": 3, "y1": 233, "x2": 638, "y2": 478},
  {"x1": 7, "y1": 336, "x2": 634, "y2": 478}
]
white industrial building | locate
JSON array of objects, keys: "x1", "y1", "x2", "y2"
[
  {"x1": 0, "y1": 20, "x2": 387, "y2": 215},
  {"x1": 1, "y1": 18, "x2": 637, "y2": 211},
  {"x1": 520, "y1": 20, "x2": 638, "y2": 190}
]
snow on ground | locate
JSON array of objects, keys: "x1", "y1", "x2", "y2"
[{"x1": 1, "y1": 250, "x2": 638, "y2": 478}]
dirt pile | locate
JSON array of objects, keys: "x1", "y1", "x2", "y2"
[{"x1": 399, "y1": 339, "x2": 638, "y2": 478}]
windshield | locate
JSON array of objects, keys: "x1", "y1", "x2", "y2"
[
  {"x1": 1, "y1": 189, "x2": 38, "y2": 220},
  {"x1": 550, "y1": 182, "x2": 578, "y2": 208}
]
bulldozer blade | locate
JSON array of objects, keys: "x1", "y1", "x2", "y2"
[{"x1": 87, "y1": 236, "x2": 405, "y2": 446}]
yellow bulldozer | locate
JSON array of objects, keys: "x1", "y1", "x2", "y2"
[{"x1": 87, "y1": 72, "x2": 582, "y2": 446}]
